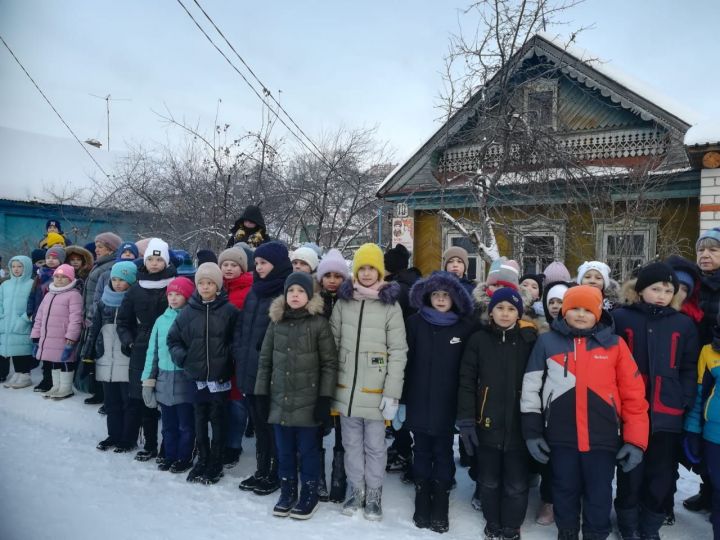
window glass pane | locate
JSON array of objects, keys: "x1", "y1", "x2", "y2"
[
  {"x1": 527, "y1": 90, "x2": 554, "y2": 127},
  {"x1": 452, "y1": 236, "x2": 475, "y2": 252},
  {"x1": 607, "y1": 234, "x2": 644, "y2": 257},
  {"x1": 468, "y1": 258, "x2": 477, "y2": 281}
]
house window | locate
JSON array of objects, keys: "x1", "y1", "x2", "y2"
[
  {"x1": 524, "y1": 80, "x2": 557, "y2": 130},
  {"x1": 596, "y1": 221, "x2": 657, "y2": 281},
  {"x1": 513, "y1": 218, "x2": 565, "y2": 275}
]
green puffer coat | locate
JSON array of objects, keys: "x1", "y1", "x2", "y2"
[
  {"x1": 254, "y1": 294, "x2": 338, "y2": 427},
  {"x1": 330, "y1": 280, "x2": 407, "y2": 421}
]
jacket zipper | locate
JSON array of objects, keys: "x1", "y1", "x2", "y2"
[
  {"x1": 205, "y1": 304, "x2": 210, "y2": 383},
  {"x1": 39, "y1": 293, "x2": 58, "y2": 356},
  {"x1": 347, "y1": 300, "x2": 365, "y2": 417},
  {"x1": 479, "y1": 386, "x2": 489, "y2": 422},
  {"x1": 544, "y1": 390, "x2": 554, "y2": 428},
  {"x1": 610, "y1": 394, "x2": 621, "y2": 436},
  {"x1": 564, "y1": 353, "x2": 568, "y2": 378}
]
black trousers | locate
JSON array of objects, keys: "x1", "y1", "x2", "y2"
[
  {"x1": 0, "y1": 355, "x2": 36, "y2": 375},
  {"x1": 616, "y1": 431, "x2": 681, "y2": 515},
  {"x1": 245, "y1": 394, "x2": 277, "y2": 477},
  {"x1": 125, "y1": 397, "x2": 160, "y2": 450},
  {"x1": 476, "y1": 446, "x2": 529, "y2": 531},
  {"x1": 194, "y1": 387, "x2": 228, "y2": 463},
  {"x1": 103, "y1": 382, "x2": 129, "y2": 443},
  {"x1": 412, "y1": 431, "x2": 454, "y2": 483}
]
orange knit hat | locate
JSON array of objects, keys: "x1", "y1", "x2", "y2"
[{"x1": 561, "y1": 285, "x2": 603, "y2": 321}]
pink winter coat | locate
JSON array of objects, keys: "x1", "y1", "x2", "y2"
[{"x1": 31, "y1": 280, "x2": 83, "y2": 363}]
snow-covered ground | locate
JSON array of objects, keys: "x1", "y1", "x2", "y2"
[{"x1": 0, "y1": 367, "x2": 712, "y2": 540}]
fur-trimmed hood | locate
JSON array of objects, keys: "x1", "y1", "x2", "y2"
[
  {"x1": 620, "y1": 277, "x2": 683, "y2": 311},
  {"x1": 65, "y1": 245, "x2": 94, "y2": 268},
  {"x1": 409, "y1": 271, "x2": 474, "y2": 316},
  {"x1": 269, "y1": 293, "x2": 325, "y2": 322},
  {"x1": 337, "y1": 279, "x2": 401, "y2": 304}
]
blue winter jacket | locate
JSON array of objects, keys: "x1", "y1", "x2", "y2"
[
  {"x1": 0, "y1": 256, "x2": 34, "y2": 357},
  {"x1": 685, "y1": 341, "x2": 720, "y2": 444}
]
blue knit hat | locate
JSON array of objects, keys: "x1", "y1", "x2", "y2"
[
  {"x1": 46, "y1": 219, "x2": 63, "y2": 234},
  {"x1": 254, "y1": 241, "x2": 289, "y2": 269},
  {"x1": 110, "y1": 261, "x2": 138, "y2": 285},
  {"x1": 488, "y1": 287, "x2": 524, "y2": 317},
  {"x1": 284, "y1": 271, "x2": 314, "y2": 300},
  {"x1": 116, "y1": 242, "x2": 139, "y2": 261},
  {"x1": 697, "y1": 227, "x2": 720, "y2": 250}
]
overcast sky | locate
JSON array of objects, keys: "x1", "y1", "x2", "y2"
[{"x1": 1, "y1": 0, "x2": 719, "y2": 200}]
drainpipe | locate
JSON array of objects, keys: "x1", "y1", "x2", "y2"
[{"x1": 377, "y1": 206, "x2": 383, "y2": 245}]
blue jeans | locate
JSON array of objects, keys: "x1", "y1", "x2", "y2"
[
  {"x1": 706, "y1": 440, "x2": 720, "y2": 539},
  {"x1": 225, "y1": 399, "x2": 248, "y2": 450},
  {"x1": 160, "y1": 403, "x2": 195, "y2": 462},
  {"x1": 273, "y1": 424, "x2": 320, "y2": 483}
]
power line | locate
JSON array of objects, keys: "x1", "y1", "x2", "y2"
[
  {"x1": 190, "y1": 0, "x2": 332, "y2": 167},
  {"x1": 175, "y1": 0, "x2": 332, "y2": 168},
  {"x1": 0, "y1": 34, "x2": 111, "y2": 179}
]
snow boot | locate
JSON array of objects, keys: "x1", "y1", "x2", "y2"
[
  {"x1": 317, "y1": 449, "x2": 329, "y2": 502},
  {"x1": 51, "y1": 370, "x2": 74, "y2": 400},
  {"x1": 135, "y1": 448, "x2": 158, "y2": 462},
  {"x1": 42, "y1": 369, "x2": 61, "y2": 398},
  {"x1": 253, "y1": 458, "x2": 280, "y2": 495},
  {"x1": 84, "y1": 394, "x2": 103, "y2": 405},
  {"x1": 186, "y1": 459, "x2": 207, "y2": 483},
  {"x1": 616, "y1": 506, "x2": 641, "y2": 540},
  {"x1": 222, "y1": 447, "x2": 242, "y2": 469},
  {"x1": 239, "y1": 471, "x2": 263, "y2": 491},
  {"x1": 663, "y1": 509, "x2": 675, "y2": 526},
  {"x1": 113, "y1": 443, "x2": 138, "y2": 454},
  {"x1": 96, "y1": 437, "x2": 116, "y2": 451},
  {"x1": 290, "y1": 480, "x2": 319, "y2": 520},
  {"x1": 10, "y1": 372, "x2": 32, "y2": 389},
  {"x1": 328, "y1": 450, "x2": 347, "y2": 503},
  {"x1": 502, "y1": 528, "x2": 521, "y2": 540},
  {"x1": 3, "y1": 372, "x2": 19, "y2": 388},
  {"x1": 430, "y1": 480, "x2": 450, "y2": 533},
  {"x1": 169, "y1": 459, "x2": 193, "y2": 474},
  {"x1": 471, "y1": 481, "x2": 482, "y2": 511},
  {"x1": 157, "y1": 460, "x2": 172, "y2": 472},
  {"x1": 341, "y1": 483, "x2": 365, "y2": 516},
  {"x1": 683, "y1": 482, "x2": 712, "y2": 512},
  {"x1": 34, "y1": 362, "x2": 52, "y2": 392},
  {"x1": 413, "y1": 480, "x2": 432, "y2": 529},
  {"x1": 201, "y1": 446, "x2": 224, "y2": 484},
  {"x1": 484, "y1": 524, "x2": 503, "y2": 540},
  {"x1": 638, "y1": 507, "x2": 665, "y2": 540},
  {"x1": 273, "y1": 478, "x2": 299, "y2": 517},
  {"x1": 363, "y1": 486, "x2": 383, "y2": 521}
]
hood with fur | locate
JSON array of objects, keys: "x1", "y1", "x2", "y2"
[
  {"x1": 620, "y1": 277, "x2": 683, "y2": 311},
  {"x1": 268, "y1": 293, "x2": 324, "y2": 322},
  {"x1": 337, "y1": 279, "x2": 401, "y2": 305},
  {"x1": 409, "y1": 271, "x2": 473, "y2": 316}
]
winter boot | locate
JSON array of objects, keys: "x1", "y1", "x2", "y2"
[
  {"x1": 253, "y1": 458, "x2": 280, "y2": 495},
  {"x1": 169, "y1": 459, "x2": 193, "y2": 474},
  {"x1": 51, "y1": 370, "x2": 74, "y2": 400},
  {"x1": 3, "y1": 372, "x2": 19, "y2": 388},
  {"x1": 202, "y1": 446, "x2": 225, "y2": 484},
  {"x1": 96, "y1": 437, "x2": 116, "y2": 451},
  {"x1": 328, "y1": 450, "x2": 347, "y2": 503},
  {"x1": 556, "y1": 530, "x2": 580, "y2": 540},
  {"x1": 222, "y1": 447, "x2": 242, "y2": 469},
  {"x1": 683, "y1": 482, "x2": 712, "y2": 512},
  {"x1": 412, "y1": 480, "x2": 432, "y2": 529},
  {"x1": 239, "y1": 471, "x2": 263, "y2": 491},
  {"x1": 663, "y1": 509, "x2": 675, "y2": 526},
  {"x1": 484, "y1": 524, "x2": 503, "y2": 540},
  {"x1": 430, "y1": 480, "x2": 450, "y2": 533},
  {"x1": 290, "y1": 480, "x2": 319, "y2": 519},
  {"x1": 187, "y1": 443, "x2": 208, "y2": 483},
  {"x1": 363, "y1": 486, "x2": 383, "y2": 521},
  {"x1": 615, "y1": 506, "x2": 641, "y2": 540},
  {"x1": 341, "y1": 483, "x2": 365, "y2": 516},
  {"x1": 471, "y1": 481, "x2": 482, "y2": 511},
  {"x1": 536, "y1": 502, "x2": 554, "y2": 526},
  {"x1": 273, "y1": 478, "x2": 299, "y2": 517},
  {"x1": 34, "y1": 362, "x2": 52, "y2": 392},
  {"x1": 84, "y1": 393, "x2": 103, "y2": 405},
  {"x1": 638, "y1": 507, "x2": 665, "y2": 540},
  {"x1": 42, "y1": 369, "x2": 61, "y2": 398},
  {"x1": 157, "y1": 459, "x2": 172, "y2": 472},
  {"x1": 135, "y1": 448, "x2": 158, "y2": 462},
  {"x1": 113, "y1": 443, "x2": 138, "y2": 453},
  {"x1": 317, "y1": 449, "x2": 329, "y2": 502},
  {"x1": 502, "y1": 529, "x2": 521, "y2": 540},
  {"x1": 10, "y1": 372, "x2": 32, "y2": 389}
]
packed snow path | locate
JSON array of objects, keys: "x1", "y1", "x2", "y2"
[{"x1": 0, "y1": 369, "x2": 711, "y2": 540}]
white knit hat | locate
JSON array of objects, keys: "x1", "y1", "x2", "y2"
[
  {"x1": 291, "y1": 246, "x2": 319, "y2": 272},
  {"x1": 144, "y1": 238, "x2": 170, "y2": 265},
  {"x1": 546, "y1": 283, "x2": 569, "y2": 302},
  {"x1": 576, "y1": 261, "x2": 611, "y2": 290}
]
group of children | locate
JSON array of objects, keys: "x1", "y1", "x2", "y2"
[{"x1": 1, "y1": 212, "x2": 719, "y2": 540}]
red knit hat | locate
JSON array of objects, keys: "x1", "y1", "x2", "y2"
[
  {"x1": 561, "y1": 285, "x2": 603, "y2": 321},
  {"x1": 167, "y1": 277, "x2": 195, "y2": 300}
]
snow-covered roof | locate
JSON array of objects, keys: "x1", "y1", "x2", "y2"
[{"x1": 684, "y1": 120, "x2": 720, "y2": 146}]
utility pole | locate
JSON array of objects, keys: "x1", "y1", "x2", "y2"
[{"x1": 89, "y1": 93, "x2": 131, "y2": 152}]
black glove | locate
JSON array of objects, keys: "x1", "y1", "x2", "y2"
[
  {"x1": 255, "y1": 395, "x2": 270, "y2": 423},
  {"x1": 456, "y1": 418, "x2": 479, "y2": 456},
  {"x1": 313, "y1": 396, "x2": 331, "y2": 425},
  {"x1": 121, "y1": 343, "x2": 132, "y2": 357}
]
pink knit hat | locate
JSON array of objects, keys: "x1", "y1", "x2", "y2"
[
  {"x1": 317, "y1": 249, "x2": 349, "y2": 282},
  {"x1": 53, "y1": 264, "x2": 76, "y2": 281},
  {"x1": 167, "y1": 277, "x2": 195, "y2": 300}
]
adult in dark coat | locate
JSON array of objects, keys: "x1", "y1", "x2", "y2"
[
  {"x1": 116, "y1": 239, "x2": 176, "y2": 458},
  {"x1": 227, "y1": 205, "x2": 272, "y2": 249},
  {"x1": 233, "y1": 241, "x2": 292, "y2": 495}
]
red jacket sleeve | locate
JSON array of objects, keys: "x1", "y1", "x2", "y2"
[{"x1": 615, "y1": 338, "x2": 649, "y2": 450}]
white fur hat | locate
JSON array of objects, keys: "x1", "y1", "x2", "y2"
[
  {"x1": 291, "y1": 246, "x2": 319, "y2": 272},
  {"x1": 576, "y1": 261, "x2": 611, "y2": 290}
]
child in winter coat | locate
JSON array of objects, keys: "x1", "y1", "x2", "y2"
[
  {"x1": 141, "y1": 276, "x2": 196, "y2": 473},
  {"x1": 458, "y1": 288, "x2": 537, "y2": 540},
  {"x1": 82, "y1": 261, "x2": 138, "y2": 451},
  {"x1": 0, "y1": 256, "x2": 35, "y2": 388},
  {"x1": 405, "y1": 271, "x2": 475, "y2": 532},
  {"x1": 30, "y1": 264, "x2": 83, "y2": 400},
  {"x1": 254, "y1": 272, "x2": 337, "y2": 519},
  {"x1": 612, "y1": 262, "x2": 699, "y2": 540},
  {"x1": 234, "y1": 241, "x2": 293, "y2": 496},
  {"x1": 685, "y1": 315, "x2": 720, "y2": 540},
  {"x1": 330, "y1": 242, "x2": 407, "y2": 521},
  {"x1": 291, "y1": 246, "x2": 320, "y2": 275},
  {"x1": 443, "y1": 246, "x2": 475, "y2": 296},
  {"x1": 116, "y1": 238, "x2": 176, "y2": 460},
  {"x1": 65, "y1": 245, "x2": 94, "y2": 283},
  {"x1": 315, "y1": 248, "x2": 350, "y2": 502},
  {"x1": 218, "y1": 247, "x2": 253, "y2": 468},
  {"x1": 168, "y1": 263, "x2": 240, "y2": 484},
  {"x1": 472, "y1": 257, "x2": 521, "y2": 324},
  {"x1": 521, "y1": 285, "x2": 649, "y2": 540},
  {"x1": 576, "y1": 260, "x2": 617, "y2": 310},
  {"x1": 27, "y1": 246, "x2": 65, "y2": 393}
]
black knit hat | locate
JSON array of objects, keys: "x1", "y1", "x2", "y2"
[
  {"x1": 196, "y1": 249, "x2": 218, "y2": 266},
  {"x1": 45, "y1": 219, "x2": 63, "y2": 233},
  {"x1": 31, "y1": 248, "x2": 47, "y2": 264},
  {"x1": 284, "y1": 271, "x2": 314, "y2": 300},
  {"x1": 239, "y1": 205, "x2": 266, "y2": 230},
  {"x1": 520, "y1": 273, "x2": 545, "y2": 297},
  {"x1": 635, "y1": 262, "x2": 678, "y2": 294},
  {"x1": 384, "y1": 244, "x2": 411, "y2": 274}
]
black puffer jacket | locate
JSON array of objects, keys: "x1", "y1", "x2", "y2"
[
  {"x1": 385, "y1": 268, "x2": 422, "y2": 320},
  {"x1": 167, "y1": 291, "x2": 239, "y2": 383},
  {"x1": 458, "y1": 321, "x2": 537, "y2": 451},
  {"x1": 116, "y1": 265, "x2": 176, "y2": 399},
  {"x1": 699, "y1": 269, "x2": 720, "y2": 345}
]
